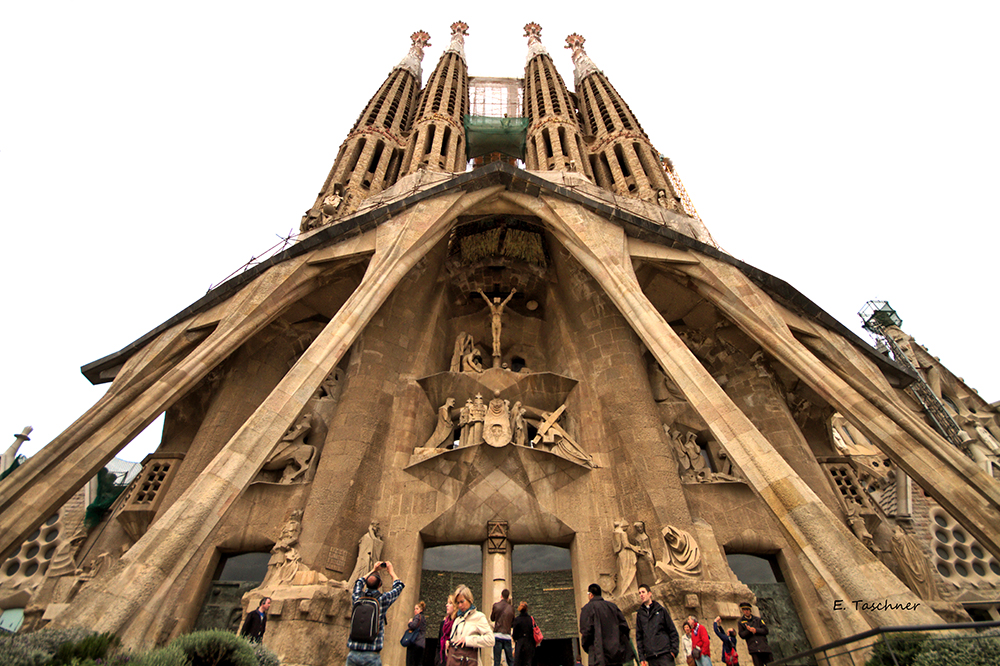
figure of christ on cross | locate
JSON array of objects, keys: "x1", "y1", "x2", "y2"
[{"x1": 478, "y1": 288, "x2": 516, "y2": 363}]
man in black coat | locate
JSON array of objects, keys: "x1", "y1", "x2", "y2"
[
  {"x1": 240, "y1": 597, "x2": 271, "y2": 643},
  {"x1": 580, "y1": 583, "x2": 633, "y2": 666},
  {"x1": 635, "y1": 585, "x2": 678, "y2": 666},
  {"x1": 738, "y1": 602, "x2": 773, "y2": 665}
]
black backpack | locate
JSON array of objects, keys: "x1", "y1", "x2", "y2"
[{"x1": 350, "y1": 593, "x2": 382, "y2": 643}]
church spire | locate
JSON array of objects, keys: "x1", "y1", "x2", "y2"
[
  {"x1": 564, "y1": 33, "x2": 685, "y2": 213},
  {"x1": 301, "y1": 31, "x2": 428, "y2": 231},
  {"x1": 523, "y1": 24, "x2": 591, "y2": 177},
  {"x1": 401, "y1": 22, "x2": 470, "y2": 175}
]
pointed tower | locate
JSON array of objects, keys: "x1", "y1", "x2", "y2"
[
  {"x1": 5, "y1": 26, "x2": 999, "y2": 664},
  {"x1": 301, "y1": 31, "x2": 429, "y2": 231},
  {"x1": 565, "y1": 33, "x2": 684, "y2": 212},
  {"x1": 522, "y1": 23, "x2": 591, "y2": 178},
  {"x1": 401, "y1": 22, "x2": 470, "y2": 174}
]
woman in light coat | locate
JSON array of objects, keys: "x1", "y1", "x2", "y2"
[{"x1": 448, "y1": 584, "x2": 495, "y2": 664}]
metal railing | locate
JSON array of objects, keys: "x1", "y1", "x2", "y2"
[{"x1": 770, "y1": 619, "x2": 1000, "y2": 665}]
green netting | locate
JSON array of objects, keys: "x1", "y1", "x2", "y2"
[
  {"x1": 0, "y1": 455, "x2": 24, "y2": 481},
  {"x1": 84, "y1": 467, "x2": 128, "y2": 528},
  {"x1": 464, "y1": 115, "x2": 529, "y2": 160}
]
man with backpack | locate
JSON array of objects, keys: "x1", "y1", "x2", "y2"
[{"x1": 347, "y1": 560, "x2": 405, "y2": 666}]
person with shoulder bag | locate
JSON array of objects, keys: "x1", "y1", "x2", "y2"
[
  {"x1": 402, "y1": 601, "x2": 427, "y2": 666},
  {"x1": 447, "y1": 584, "x2": 495, "y2": 666}
]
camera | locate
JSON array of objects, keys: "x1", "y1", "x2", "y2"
[{"x1": 379, "y1": 562, "x2": 387, "y2": 569}]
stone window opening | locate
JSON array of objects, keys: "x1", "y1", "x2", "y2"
[
  {"x1": 423, "y1": 125, "x2": 436, "y2": 157},
  {"x1": 362, "y1": 141, "x2": 384, "y2": 189}
]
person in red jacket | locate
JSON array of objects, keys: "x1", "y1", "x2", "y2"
[{"x1": 686, "y1": 616, "x2": 711, "y2": 666}]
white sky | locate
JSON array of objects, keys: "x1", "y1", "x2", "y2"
[{"x1": 3, "y1": 2, "x2": 998, "y2": 463}]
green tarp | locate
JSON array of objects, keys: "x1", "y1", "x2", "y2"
[{"x1": 464, "y1": 115, "x2": 529, "y2": 160}]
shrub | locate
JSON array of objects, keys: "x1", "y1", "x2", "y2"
[
  {"x1": 0, "y1": 627, "x2": 100, "y2": 666},
  {"x1": 170, "y1": 629, "x2": 257, "y2": 666},
  {"x1": 129, "y1": 644, "x2": 189, "y2": 666},
  {"x1": 865, "y1": 632, "x2": 928, "y2": 666},
  {"x1": 51, "y1": 631, "x2": 120, "y2": 665},
  {"x1": 912, "y1": 632, "x2": 1000, "y2": 666},
  {"x1": 249, "y1": 640, "x2": 280, "y2": 666}
]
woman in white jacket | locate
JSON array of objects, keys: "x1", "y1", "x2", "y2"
[{"x1": 447, "y1": 584, "x2": 495, "y2": 665}]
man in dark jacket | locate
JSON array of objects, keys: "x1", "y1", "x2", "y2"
[
  {"x1": 635, "y1": 585, "x2": 678, "y2": 666},
  {"x1": 240, "y1": 597, "x2": 271, "y2": 642},
  {"x1": 738, "y1": 602, "x2": 773, "y2": 665},
  {"x1": 580, "y1": 583, "x2": 633, "y2": 666},
  {"x1": 491, "y1": 588, "x2": 515, "y2": 666}
]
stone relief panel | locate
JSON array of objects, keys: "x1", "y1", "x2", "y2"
[{"x1": 608, "y1": 520, "x2": 703, "y2": 597}]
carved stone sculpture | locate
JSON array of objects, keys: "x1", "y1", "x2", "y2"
[
  {"x1": 613, "y1": 519, "x2": 638, "y2": 596},
  {"x1": 347, "y1": 521, "x2": 383, "y2": 585},
  {"x1": 656, "y1": 525, "x2": 702, "y2": 577},
  {"x1": 468, "y1": 394, "x2": 486, "y2": 445},
  {"x1": 266, "y1": 510, "x2": 306, "y2": 586},
  {"x1": 484, "y1": 396, "x2": 513, "y2": 447},
  {"x1": 510, "y1": 401, "x2": 526, "y2": 447},
  {"x1": 459, "y1": 399, "x2": 471, "y2": 447},
  {"x1": 478, "y1": 288, "x2": 516, "y2": 362},
  {"x1": 425, "y1": 398, "x2": 456, "y2": 449},
  {"x1": 262, "y1": 412, "x2": 316, "y2": 484},
  {"x1": 633, "y1": 521, "x2": 657, "y2": 585},
  {"x1": 450, "y1": 332, "x2": 475, "y2": 373},
  {"x1": 532, "y1": 405, "x2": 596, "y2": 467},
  {"x1": 845, "y1": 501, "x2": 878, "y2": 555},
  {"x1": 889, "y1": 526, "x2": 939, "y2": 600},
  {"x1": 47, "y1": 527, "x2": 88, "y2": 578}
]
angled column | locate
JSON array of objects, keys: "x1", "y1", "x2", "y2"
[
  {"x1": 58, "y1": 185, "x2": 505, "y2": 645},
  {"x1": 498, "y1": 190, "x2": 942, "y2": 636}
]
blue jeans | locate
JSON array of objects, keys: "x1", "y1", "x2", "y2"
[
  {"x1": 695, "y1": 655, "x2": 712, "y2": 666},
  {"x1": 347, "y1": 650, "x2": 382, "y2": 666},
  {"x1": 493, "y1": 637, "x2": 513, "y2": 666}
]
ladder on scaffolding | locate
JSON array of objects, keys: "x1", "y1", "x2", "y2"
[{"x1": 859, "y1": 301, "x2": 971, "y2": 458}]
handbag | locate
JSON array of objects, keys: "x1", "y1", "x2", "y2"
[
  {"x1": 692, "y1": 646, "x2": 702, "y2": 659},
  {"x1": 401, "y1": 628, "x2": 418, "y2": 647},
  {"x1": 531, "y1": 616, "x2": 543, "y2": 646},
  {"x1": 446, "y1": 644, "x2": 479, "y2": 666},
  {"x1": 686, "y1": 656, "x2": 696, "y2": 666}
]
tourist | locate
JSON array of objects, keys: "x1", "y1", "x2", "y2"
[
  {"x1": 580, "y1": 583, "x2": 633, "y2": 666},
  {"x1": 686, "y1": 616, "x2": 711, "y2": 666},
  {"x1": 510, "y1": 601, "x2": 536, "y2": 666},
  {"x1": 346, "y1": 561, "x2": 405, "y2": 666},
  {"x1": 713, "y1": 616, "x2": 739, "y2": 665},
  {"x1": 737, "y1": 603, "x2": 773, "y2": 665},
  {"x1": 240, "y1": 597, "x2": 271, "y2": 643},
  {"x1": 491, "y1": 589, "x2": 515, "y2": 666},
  {"x1": 439, "y1": 596, "x2": 457, "y2": 666},
  {"x1": 681, "y1": 622, "x2": 694, "y2": 666},
  {"x1": 447, "y1": 584, "x2": 495, "y2": 664},
  {"x1": 635, "y1": 584, "x2": 679, "y2": 666},
  {"x1": 405, "y1": 601, "x2": 427, "y2": 666}
]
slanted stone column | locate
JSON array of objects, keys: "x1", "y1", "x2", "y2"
[
  {"x1": 498, "y1": 191, "x2": 942, "y2": 636},
  {"x1": 56, "y1": 186, "x2": 505, "y2": 646}
]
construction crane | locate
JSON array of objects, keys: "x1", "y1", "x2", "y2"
[{"x1": 859, "y1": 300, "x2": 971, "y2": 457}]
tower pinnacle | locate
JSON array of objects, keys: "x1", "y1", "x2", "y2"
[
  {"x1": 445, "y1": 21, "x2": 469, "y2": 63},
  {"x1": 395, "y1": 30, "x2": 431, "y2": 80},
  {"x1": 564, "y1": 33, "x2": 601, "y2": 88},
  {"x1": 524, "y1": 22, "x2": 548, "y2": 64}
]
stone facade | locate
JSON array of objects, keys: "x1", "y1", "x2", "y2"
[{"x1": 1, "y1": 22, "x2": 999, "y2": 666}]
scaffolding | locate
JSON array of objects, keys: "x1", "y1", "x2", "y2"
[
  {"x1": 466, "y1": 78, "x2": 528, "y2": 163},
  {"x1": 859, "y1": 301, "x2": 971, "y2": 456}
]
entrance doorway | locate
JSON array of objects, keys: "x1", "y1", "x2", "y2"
[
  {"x1": 510, "y1": 545, "x2": 578, "y2": 666},
  {"x1": 422, "y1": 545, "x2": 483, "y2": 666},
  {"x1": 726, "y1": 554, "x2": 816, "y2": 665},
  {"x1": 194, "y1": 551, "x2": 270, "y2": 632}
]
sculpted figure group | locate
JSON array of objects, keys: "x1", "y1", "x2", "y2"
[{"x1": 610, "y1": 520, "x2": 702, "y2": 596}]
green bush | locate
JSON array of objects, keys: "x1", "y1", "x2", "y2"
[
  {"x1": 51, "y1": 631, "x2": 120, "y2": 665},
  {"x1": 170, "y1": 630, "x2": 257, "y2": 666},
  {"x1": 912, "y1": 633, "x2": 1000, "y2": 666},
  {"x1": 865, "y1": 632, "x2": 928, "y2": 666},
  {"x1": 129, "y1": 644, "x2": 189, "y2": 666},
  {"x1": 249, "y1": 640, "x2": 280, "y2": 666},
  {"x1": 0, "y1": 627, "x2": 101, "y2": 666}
]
